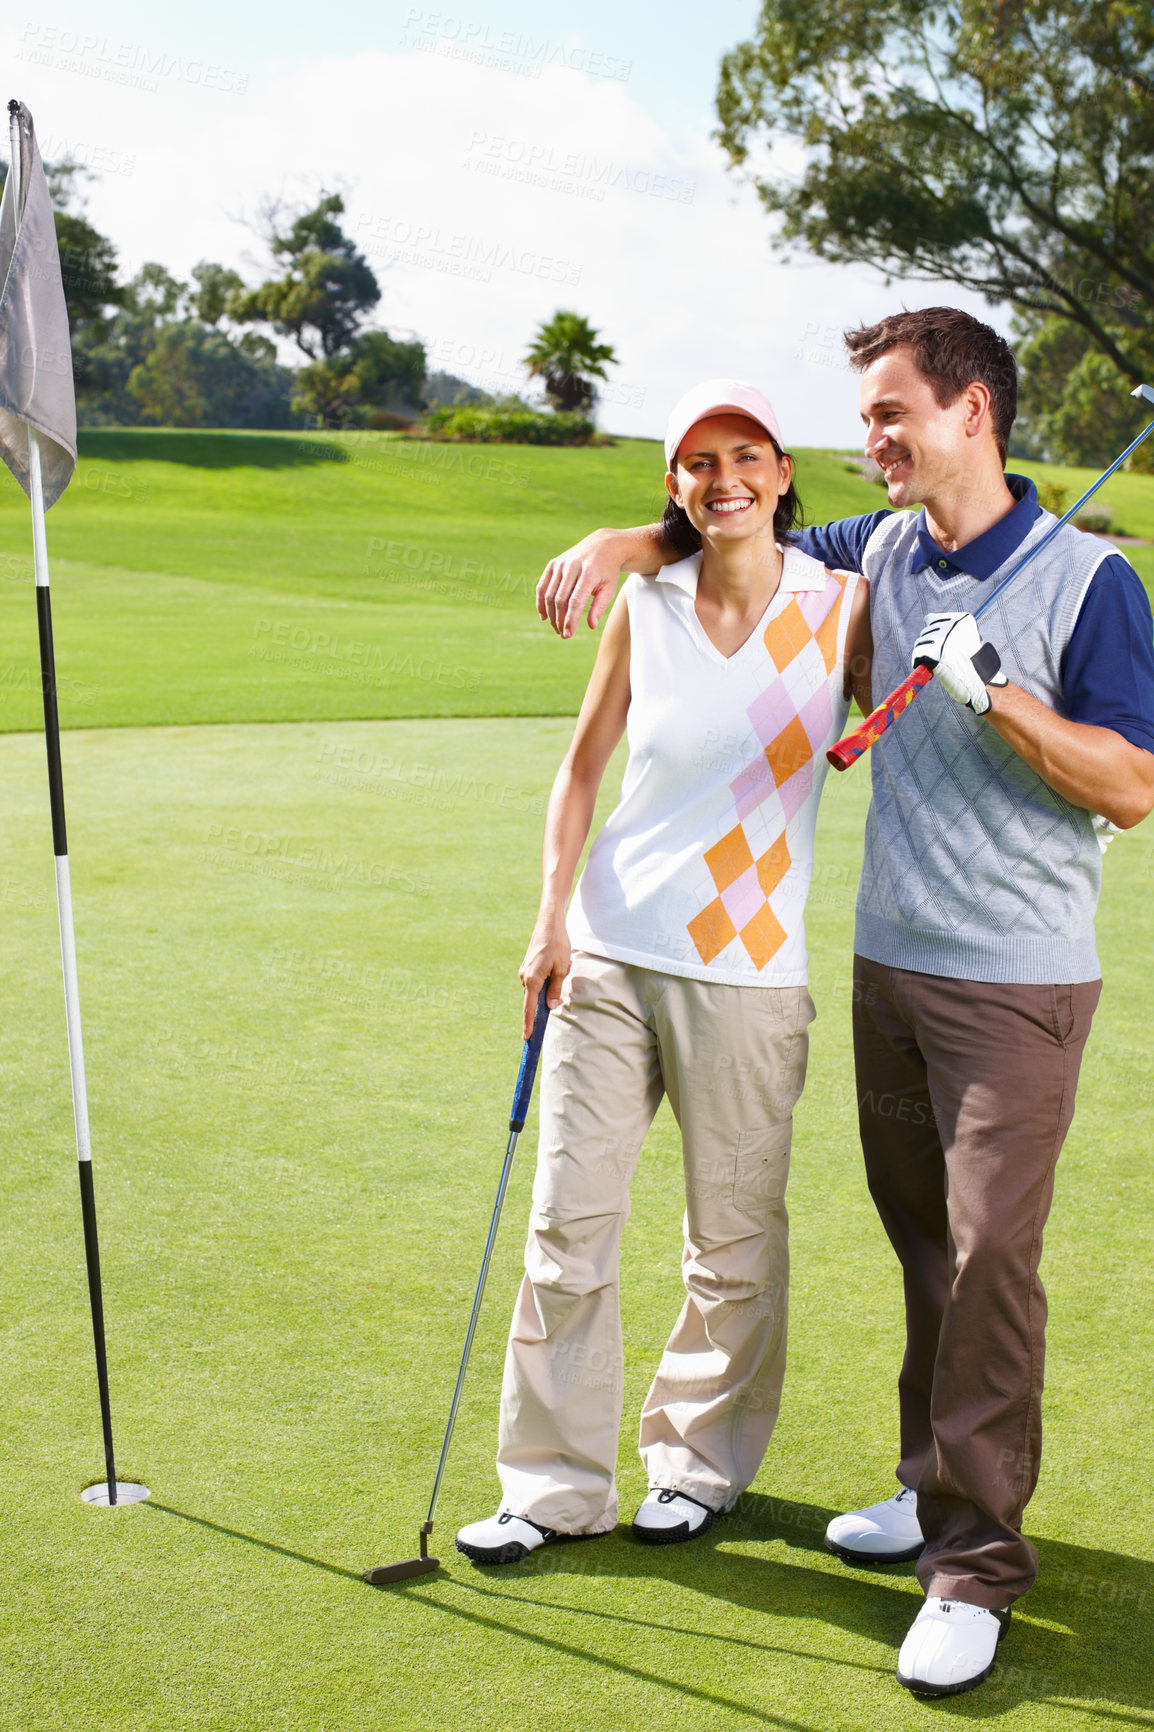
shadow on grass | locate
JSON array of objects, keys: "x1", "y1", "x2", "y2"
[
  {"x1": 139, "y1": 1493, "x2": 1154, "y2": 1724},
  {"x1": 432, "y1": 1495, "x2": 1154, "y2": 1724},
  {"x1": 76, "y1": 430, "x2": 351, "y2": 469},
  {"x1": 404, "y1": 1582, "x2": 827, "y2": 1730},
  {"x1": 140, "y1": 1499, "x2": 363, "y2": 1581}
]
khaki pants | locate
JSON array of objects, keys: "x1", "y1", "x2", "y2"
[
  {"x1": 852, "y1": 955, "x2": 1100, "y2": 1608},
  {"x1": 497, "y1": 951, "x2": 814, "y2": 1533}
]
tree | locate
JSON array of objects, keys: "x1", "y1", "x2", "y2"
[
  {"x1": 231, "y1": 193, "x2": 380, "y2": 359},
  {"x1": 716, "y1": 2, "x2": 1154, "y2": 392},
  {"x1": 289, "y1": 331, "x2": 427, "y2": 430},
  {"x1": 523, "y1": 311, "x2": 617, "y2": 412},
  {"x1": 127, "y1": 324, "x2": 296, "y2": 428},
  {"x1": 291, "y1": 358, "x2": 364, "y2": 430},
  {"x1": 1013, "y1": 313, "x2": 1154, "y2": 470},
  {"x1": 189, "y1": 261, "x2": 246, "y2": 326},
  {"x1": 0, "y1": 153, "x2": 122, "y2": 330},
  {"x1": 70, "y1": 262, "x2": 184, "y2": 423},
  {"x1": 349, "y1": 330, "x2": 427, "y2": 413}
]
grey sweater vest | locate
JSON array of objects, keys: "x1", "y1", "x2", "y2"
[{"x1": 855, "y1": 508, "x2": 1115, "y2": 983}]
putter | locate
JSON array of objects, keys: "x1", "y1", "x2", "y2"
[
  {"x1": 827, "y1": 382, "x2": 1154, "y2": 770},
  {"x1": 364, "y1": 979, "x2": 553, "y2": 1585}
]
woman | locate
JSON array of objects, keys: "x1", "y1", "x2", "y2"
[{"x1": 456, "y1": 379, "x2": 872, "y2": 1563}]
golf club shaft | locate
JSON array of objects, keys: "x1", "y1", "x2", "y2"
[
  {"x1": 827, "y1": 410, "x2": 1154, "y2": 771},
  {"x1": 422, "y1": 981, "x2": 553, "y2": 1532},
  {"x1": 422, "y1": 1120, "x2": 523, "y2": 1530}
]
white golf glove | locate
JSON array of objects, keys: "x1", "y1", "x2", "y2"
[
  {"x1": 912, "y1": 611, "x2": 1008, "y2": 715},
  {"x1": 1092, "y1": 814, "x2": 1122, "y2": 854}
]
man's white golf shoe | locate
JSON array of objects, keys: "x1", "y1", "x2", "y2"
[
  {"x1": 825, "y1": 1486, "x2": 924, "y2": 1564},
  {"x1": 897, "y1": 1597, "x2": 1010, "y2": 1696},
  {"x1": 632, "y1": 1488, "x2": 717, "y2": 1545},
  {"x1": 454, "y1": 1511, "x2": 559, "y2": 1564}
]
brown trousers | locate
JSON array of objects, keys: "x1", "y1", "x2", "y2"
[{"x1": 852, "y1": 954, "x2": 1100, "y2": 1609}]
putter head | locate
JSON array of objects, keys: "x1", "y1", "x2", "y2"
[
  {"x1": 363, "y1": 1554, "x2": 441, "y2": 1585},
  {"x1": 1131, "y1": 383, "x2": 1154, "y2": 408}
]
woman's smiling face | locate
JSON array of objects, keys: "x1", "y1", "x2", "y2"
[{"x1": 666, "y1": 413, "x2": 792, "y2": 542}]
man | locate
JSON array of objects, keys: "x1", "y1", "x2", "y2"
[{"x1": 533, "y1": 308, "x2": 1154, "y2": 1698}]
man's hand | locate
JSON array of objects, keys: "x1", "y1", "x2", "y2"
[
  {"x1": 536, "y1": 522, "x2": 673, "y2": 637},
  {"x1": 913, "y1": 611, "x2": 1008, "y2": 715},
  {"x1": 536, "y1": 530, "x2": 629, "y2": 637}
]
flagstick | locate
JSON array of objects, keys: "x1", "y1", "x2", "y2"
[
  {"x1": 26, "y1": 428, "x2": 121, "y2": 1506},
  {"x1": 9, "y1": 99, "x2": 143, "y2": 1509}
]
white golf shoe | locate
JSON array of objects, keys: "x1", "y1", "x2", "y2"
[
  {"x1": 897, "y1": 1597, "x2": 1010, "y2": 1696},
  {"x1": 631, "y1": 1488, "x2": 718, "y2": 1545},
  {"x1": 825, "y1": 1486, "x2": 924, "y2": 1564},
  {"x1": 454, "y1": 1511, "x2": 558, "y2": 1564}
]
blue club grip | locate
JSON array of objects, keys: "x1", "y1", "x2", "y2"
[{"x1": 510, "y1": 978, "x2": 553, "y2": 1132}]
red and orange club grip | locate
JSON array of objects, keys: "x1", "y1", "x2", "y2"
[{"x1": 826, "y1": 665, "x2": 933, "y2": 771}]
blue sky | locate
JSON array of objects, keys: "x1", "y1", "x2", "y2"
[{"x1": 3, "y1": 1, "x2": 1009, "y2": 444}]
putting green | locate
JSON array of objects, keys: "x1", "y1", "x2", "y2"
[{"x1": 1, "y1": 717, "x2": 1151, "y2": 1730}]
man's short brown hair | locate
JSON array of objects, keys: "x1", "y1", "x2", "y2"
[{"x1": 844, "y1": 307, "x2": 1018, "y2": 463}]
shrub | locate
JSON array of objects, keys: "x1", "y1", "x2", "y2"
[
  {"x1": 423, "y1": 397, "x2": 595, "y2": 445},
  {"x1": 1074, "y1": 510, "x2": 1112, "y2": 535},
  {"x1": 365, "y1": 409, "x2": 416, "y2": 431}
]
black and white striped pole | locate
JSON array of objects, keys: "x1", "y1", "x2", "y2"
[{"x1": 7, "y1": 100, "x2": 147, "y2": 1509}]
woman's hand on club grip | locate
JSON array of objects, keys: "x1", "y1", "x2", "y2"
[{"x1": 520, "y1": 922, "x2": 571, "y2": 1039}]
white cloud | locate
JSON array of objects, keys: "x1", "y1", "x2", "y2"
[{"x1": 4, "y1": 30, "x2": 1009, "y2": 446}]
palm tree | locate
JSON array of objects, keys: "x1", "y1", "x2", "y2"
[{"x1": 523, "y1": 311, "x2": 618, "y2": 413}]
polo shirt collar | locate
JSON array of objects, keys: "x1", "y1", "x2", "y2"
[
  {"x1": 911, "y1": 474, "x2": 1042, "y2": 579},
  {"x1": 656, "y1": 544, "x2": 826, "y2": 596}
]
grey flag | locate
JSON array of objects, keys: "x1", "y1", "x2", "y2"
[{"x1": 0, "y1": 100, "x2": 77, "y2": 509}]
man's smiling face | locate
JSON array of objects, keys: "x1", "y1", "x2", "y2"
[{"x1": 859, "y1": 345, "x2": 974, "y2": 511}]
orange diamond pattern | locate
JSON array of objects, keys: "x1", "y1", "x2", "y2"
[
  {"x1": 813, "y1": 582, "x2": 844, "y2": 675},
  {"x1": 766, "y1": 714, "x2": 814, "y2": 786},
  {"x1": 704, "y1": 825, "x2": 754, "y2": 892},
  {"x1": 763, "y1": 597, "x2": 812, "y2": 672},
  {"x1": 757, "y1": 834, "x2": 791, "y2": 897},
  {"x1": 739, "y1": 903, "x2": 788, "y2": 971},
  {"x1": 685, "y1": 568, "x2": 851, "y2": 976},
  {"x1": 687, "y1": 897, "x2": 738, "y2": 965}
]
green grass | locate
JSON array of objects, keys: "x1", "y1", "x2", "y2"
[
  {"x1": 0, "y1": 432, "x2": 892, "y2": 733},
  {"x1": 1012, "y1": 457, "x2": 1154, "y2": 588},
  {"x1": 1, "y1": 719, "x2": 1151, "y2": 1730},
  {"x1": 2, "y1": 433, "x2": 1154, "y2": 1728}
]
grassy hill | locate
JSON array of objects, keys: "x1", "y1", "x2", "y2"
[
  {"x1": 11, "y1": 429, "x2": 1149, "y2": 735},
  {"x1": 0, "y1": 431, "x2": 891, "y2": 734}
]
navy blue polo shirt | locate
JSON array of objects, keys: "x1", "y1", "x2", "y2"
[{"x1": 794, "y1": 475, "x2": 1154, "y2": 753}]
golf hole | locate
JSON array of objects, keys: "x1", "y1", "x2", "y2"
[{"x1": 81, "y1": 1482, "x2": 151, "y2": 1507}]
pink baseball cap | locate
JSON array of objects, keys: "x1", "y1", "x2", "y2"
[{"x1": 664, "y1": 378, "x2": 784, "y2": 468}]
